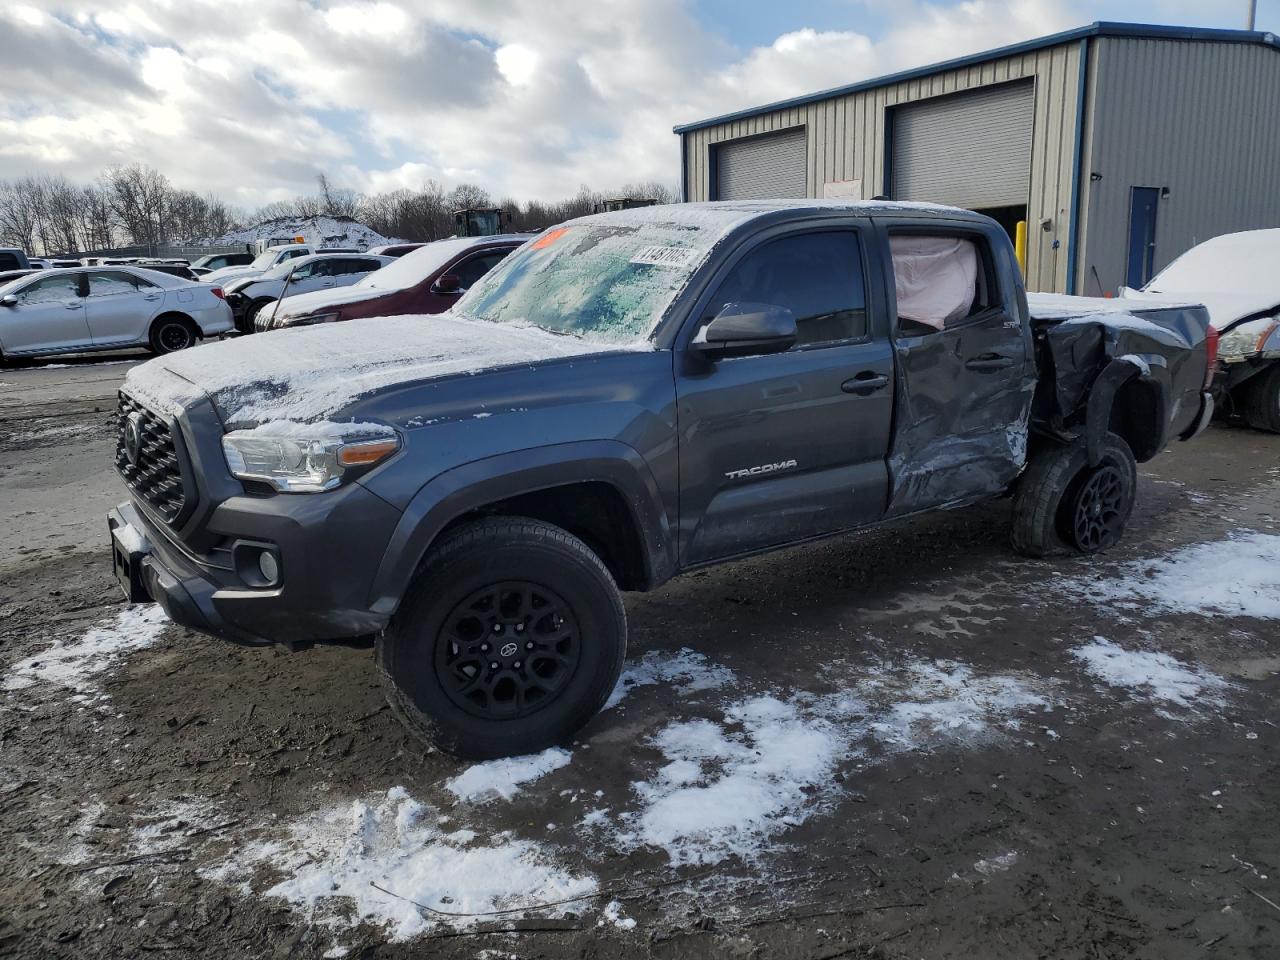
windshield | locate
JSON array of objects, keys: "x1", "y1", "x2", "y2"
[
  {"x1": 357, "y1": 238, "x2": 478, "y2": 290},
  {"x1": 0, "y1": 274, "x2": 33, "y2": 296},
  {"x1": 455, "y1": 221, "x2": 716, "y2": 342},
  {"x1": 263, "y1": 259, "x2": 308, "y2": 280},
  {"x1": 250, "y1": 250, "x2": 283, "y2": 270}
]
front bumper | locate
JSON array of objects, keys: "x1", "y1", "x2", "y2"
[{"x1": 108, "y1": 482, "x2": 401, "y2": 648}]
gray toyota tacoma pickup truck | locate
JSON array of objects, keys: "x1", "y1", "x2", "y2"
[{"x1": 108, "y1": 201, "x2": 1215, "y2": 758}]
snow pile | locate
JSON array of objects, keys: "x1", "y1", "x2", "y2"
[
  {"x1": 621, "y1": 696, "x2": 840, "y2": 866},
  {"x1": 1072, "y1": 638, "x2": 1230, "y2": 710},
  {"x1": 604, "y1": 647, "x2": 736, "y2": 709},
  {"x1": 592, "y1": 659, "x2": 1053, "y2": 866},
  {"x1": 864, "y1": 661, "x2": 1052, "y2": 748},
  {"x1": 123, "y1": 311, "x2": 649, "y2": 426},
  {"x1": 3, "y1": 605, "x2": 168, "y2": 697},
  {"x1": 444, "y1": 748, "x2": 572, "y2": 803},
  {"x1": 1060, "y1": 532, "x2": 1280, "y2": 619},
  {"x1": 208, "y1": 787, "x2": 595, "y2": 941},
  {"x1": 202, "y1": 215, "x2": 393, "y2": 250}
]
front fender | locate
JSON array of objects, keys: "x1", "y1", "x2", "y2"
[{"x1": 366, "y1": 439, "x2": 675, "y2": 616}]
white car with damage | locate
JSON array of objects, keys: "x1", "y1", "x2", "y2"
[{"x1": 1122, "y1": 229, "x2": 1280, "y2": 432}]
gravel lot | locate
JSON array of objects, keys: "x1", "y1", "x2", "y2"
[{"x1": 2, "y1": 353, "x2": 1278, "y2": 960}]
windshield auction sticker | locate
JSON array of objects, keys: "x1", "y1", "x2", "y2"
[{"x1": 630, "y1": 245, "x2": 698, "y2": 268}]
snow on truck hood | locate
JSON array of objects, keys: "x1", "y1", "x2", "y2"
[{"x1": 122, "y1": 313, "x2": 645, "y2": 429}]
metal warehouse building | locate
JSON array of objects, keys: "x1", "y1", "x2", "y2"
[{"x1": 674, "y1": 22, "x2": 1280, "y2": 296}]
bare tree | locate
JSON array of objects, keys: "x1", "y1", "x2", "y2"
[{"x1": 106, "y1": 164, "x2": 172, "y2": 251}]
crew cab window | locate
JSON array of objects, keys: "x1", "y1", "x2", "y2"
[
  {"x1": 280, "y1": 249, "x2": 307, "y2": 262},
  {"x1": 704, "y1": 231, "x2": 867, "y2": 347},
  {"x1": 15, "y1": 273, "x2": 80, "y2": 303},
  {"x1": 889, "y1": 235, "x2": 994, "y2": 335},
  {"x1": 0, "y1": 253, "x2": 21, "y2": 271},
  {"x1": 88, "y1": 271, "x2": 158, "y2": 295},
  {"x1": 454, "y1": 251, "x2": 511, "y2": 289}
]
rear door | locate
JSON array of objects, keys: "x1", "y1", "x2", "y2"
[
  {"x1": 878, "y1": 220, "x2": 1034, "y2": 517},
  {"x1": 84, "y1": 270, "x2": 162, "y2": 345},
  {"x1": 0, "y1": 272, "x2": 91, "y2": 353},
  {"x1": 675, "y1": 223, "x2": 894, "y2": 565}
]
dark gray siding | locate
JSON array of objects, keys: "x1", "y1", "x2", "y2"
[{"x1": 1079, "y1": 37, "x2": 1280, "y2": 295}]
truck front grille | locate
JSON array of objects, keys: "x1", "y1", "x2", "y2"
[{"x1": 115, "y1": 392, "x2": 194, "y2": 525}]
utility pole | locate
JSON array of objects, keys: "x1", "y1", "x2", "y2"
[{"x1": 1247, "y1": 0, "x2": 1257, "y2": 30}]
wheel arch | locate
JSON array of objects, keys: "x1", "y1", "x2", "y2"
[
  {"x1": 1086, "y1": 357, "x2": 1169, "y2": 464},
  {"x1": 368, "y1": 440, "x2": 676, "y2": 616}
]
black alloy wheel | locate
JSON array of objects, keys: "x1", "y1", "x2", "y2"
[
  {"x1": 436, "y1": 580, "x2": 582, "y2": 720},
  {"x1": 1066, "y1": 463, "x2": 1127, "y2": 552}
]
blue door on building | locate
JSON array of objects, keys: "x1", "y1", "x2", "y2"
[{"x1": 1126, "y1": 187, "x2": 1160, "y2": 288}]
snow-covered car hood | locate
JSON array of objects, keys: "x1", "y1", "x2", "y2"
[
  {"x1": 1120, "y1": 228, "x2": 1280, "y2": 331},
  {"x1": 122, "y1": 313, "x2": 645, "y2": 428},
  {"x1": 274, "y1": 284, "x2": 389, "y2": 319},
  {"x1": 202, "y1": 265, "x2": 264, "y2": 284}
]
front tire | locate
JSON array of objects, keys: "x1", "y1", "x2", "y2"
[
  {"x1": 1011, "y1": 433, "x2": 1137, "y2": 558},
  {"x1": 1242, "y1": 364, "x2": 1280, "y2": 433},
  {"x1": 376, "y1": 517, "x2": 627, "y2": 759},
  {"x1": 148, "y1": 315, "x2": 198, "y2": 354}
]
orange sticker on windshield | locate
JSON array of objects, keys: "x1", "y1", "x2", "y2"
[{"x1": 531, "y1": 227, "x2": 569, "y2": 250}]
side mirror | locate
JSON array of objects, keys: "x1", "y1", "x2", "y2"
[
  {"x1": 0, "y1": 294, "x2": 16, "y2": 307},
  {"x1": 692, "y1": 302, "x2": 797, "y2": 359},
  {"x1": 433, "y1": 273, "x2": 462, "y2": 294}
]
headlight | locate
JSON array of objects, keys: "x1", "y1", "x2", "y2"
[
  {"x1": 222, "y1": 424, "x2": 400, "y2": 493},
  {"x1": 1219, "y1": 317, "x2": 1280, "y2": 363}
]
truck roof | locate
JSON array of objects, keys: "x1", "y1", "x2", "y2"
[{"x1": 570, "y1": 198, "x2": 974, "y2": 232}]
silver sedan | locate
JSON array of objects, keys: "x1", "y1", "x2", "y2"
[{"x1": 0, "y1": 266, "x2": 233, "y2": 362}]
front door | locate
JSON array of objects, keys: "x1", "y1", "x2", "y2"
[
  {"x1": 1126, "y1": 187, "x2": 1160, "y2": 289},
  {"x1": 85, "y1": 270, "x2": 159, "y2": 345},
  {"x1": 675, "y1": 227, "x2": 894, "y2": 565},
  {"x1": 0, "y1": 272, "x2": 91, "y2": 354}
]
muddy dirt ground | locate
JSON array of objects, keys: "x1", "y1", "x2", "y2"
[{"x1": 1, "y1": 356, "x2": 1278, "y2": 960}]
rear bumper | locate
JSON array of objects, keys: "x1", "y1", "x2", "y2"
[
  {"x1": 108, "y1": 486, "x2": 399, "y2": 648},
  {"x1": 1180, "y1": 390, "x2": 1215, "y2": 442}
]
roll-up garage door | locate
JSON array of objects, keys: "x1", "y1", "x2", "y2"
[
  {"x1": 715, "y1": 128, "x2": 807, "y2": 200},
  {"x1": 892, "y1": 81, "x2": 1034, "y2": 209}
]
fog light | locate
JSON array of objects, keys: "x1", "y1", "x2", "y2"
[{"x1": 258, "y1": 550, "x2": 280, "y2": 585}]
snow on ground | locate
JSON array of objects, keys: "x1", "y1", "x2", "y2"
[
  {"x1": 1071, "y1": 637, "x2": 1230, "y2": 711},
  {"x1": 203, "y1": 215, "x2": 393, "y2": 250},
  {"x1": 604, "y1": 647, "x2": 736, "y2": 709},
  {"x1": 1059, "y1": 532, "x2": 1280, "y2": 619},
  {"x1": 206, "y1": 786, "x2": 595, "y2": 942},
  {"x1": 974, "y1": 851, "x2": 1019, "y2": 875},
  {"x1": 3, "y1": 605, "x2": 168, "y2": 698},
  {"x1": 444, "y1": 747, "x2": 572, "y2": 802},
  {"x1": 586, "y1": 657, "x2": 1055, "y2": 867},
  {"x1": 862, "y1": 661, "x2": 1052, "y2": 748}
]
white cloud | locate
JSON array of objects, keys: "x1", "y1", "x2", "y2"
[{"x1": 0, "y1": 1, "x2": 1199, "y2": 206}]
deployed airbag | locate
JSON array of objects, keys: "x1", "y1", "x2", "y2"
[{"x1": 890, "y1": 236, "x2": 978, "y2": 330}]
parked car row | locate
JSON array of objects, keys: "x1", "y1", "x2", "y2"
[{"x1": 223, "y1": 253, "x2": 394, "y2": 332}]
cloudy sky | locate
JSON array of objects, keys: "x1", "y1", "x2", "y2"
[{"x1": 1, "y1": 0, "x2": 1275, "y2": 207}]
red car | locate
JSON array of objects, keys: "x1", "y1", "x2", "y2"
[{"x1": 259, "y1": 235, "x2": 524, "y2": 331}]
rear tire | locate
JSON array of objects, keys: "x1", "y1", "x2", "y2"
[
  {"x1": 1242, "y1": 364, "x2": 1280, "y2": 433},
  {"x1": 1011, "y1": 433, "x2": 1137, "y2": 558},
  {"x1": 148, "y1": 315, "x2": 198, "y2": 354},
  {"x1": 376, "y1": 516, "x2": 627, "y2": 759}
]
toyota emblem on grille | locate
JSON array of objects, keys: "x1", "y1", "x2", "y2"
[{"x1": 123, "y1": 411, "x2": 144, "y2": 466}]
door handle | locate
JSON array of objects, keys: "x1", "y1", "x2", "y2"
[
  {"x1": 143, "y1": 294, "x2": 161, "y2": 301},
  {"x1": 65, "y1": 302, "x2": 83, "y2": 310},
  {"x1": 841, "y1": 372, "x2": 890, "y2": 395},
  {"x1": 965, "y1": 354, "x2": 1015, "y2": 371}
]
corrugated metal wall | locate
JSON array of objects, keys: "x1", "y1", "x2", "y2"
[
  {"x1": 681, "y1": 44, "x2": 1083, "y2": 292},
  {"x1": 1078, "y1": 38, "x2": 1280, "y2": 296}
]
